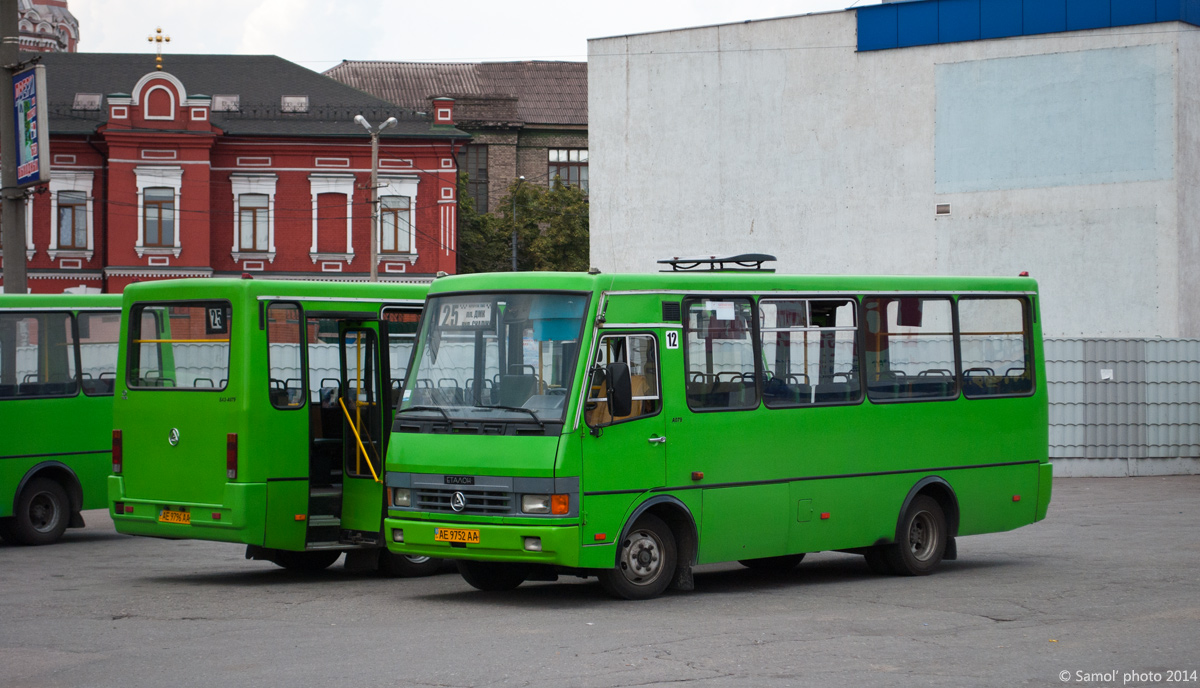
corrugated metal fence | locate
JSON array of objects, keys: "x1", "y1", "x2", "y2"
[{"x1": 1046, "y1": 338, "x2": 1200, "y2": 472}]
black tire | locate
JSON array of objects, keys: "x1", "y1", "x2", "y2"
[
  {"x1": 883, "y1": 495, "x2": 947, "y2": 576},
  {"x1": 379, "y1": 551, "x2": 441, "y2": 578},
  {"x1": 9, "y1": 477, "x2": 69, "y2": 546},
  {"x1": 457, "y1": 560, "x2": 529, "y2": 591},
  {"x1": 862, "y1": 546, "x2": 894, "y2": 575},
  {"x1": 738, "y1": 553, "x2": 805, "y2": 573},
  {"x1": 270, "y1": 549, "x2": 342, "y2": 572},
  {"x1": 598, "y1": 513, "x2": 677, "y2": 600}
]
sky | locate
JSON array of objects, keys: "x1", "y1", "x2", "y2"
[{"x1": 71, "y1": 0, "x2": 880, "y2": 72}]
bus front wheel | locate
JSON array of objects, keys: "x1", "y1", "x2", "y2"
[
  {"x1": 883, "y1": 495, "x2": 947, "y2": 576},
  {"x1": 9, "y1": 477, "x2": 69, "y2": 546},
  {"x1": 457, "y1": 560, "x2": 529, "y2": 591},
  {"x1": 599, "y1": 513, "x2": 677, "y2": 600},
  {"x1": 379, "y1": 551, "x2": 441, "y2": 578}
]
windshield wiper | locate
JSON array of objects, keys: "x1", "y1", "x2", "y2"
[
  {"x1": 396, "y1": 405, "x2": 451, "y2": 422},
  {"x1": 473, "y1": 404, "x2": 544, "y2": 427}
]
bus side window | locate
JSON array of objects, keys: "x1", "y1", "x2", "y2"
[
  {"x1": 959, "y1": 297, "x2": 1033, "y2": 398},
  {"x1": 683, "y1": 298, "x2": 757, "y2": 411},
  {"x1": 864, "y1": 297, "x2": 957, "y2": 402},
  {"x1": 586, "y1": 334, "x2": 661, "y2": 427},
  {"x1": 267, "y1": 303, "x2": 304, "y2": 409},
  {"x1": 79, "y1": 311, "x2": 121, "y2": 396},
  {"x1": 0, "y1": 312, "x2": 77, "y2": 398},
  {"x1": 760, "y1": 298, "x2": 861, "y2": 407}
]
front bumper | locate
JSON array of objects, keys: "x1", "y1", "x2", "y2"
[{"x1": 384, "y1": 514, "x2": 583, "y2": 567}]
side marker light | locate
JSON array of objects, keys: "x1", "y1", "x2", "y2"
[
  {"x1": 295, "y1": 514, "x2": 306, "y2": 521},
  {"x1": 594, "y1": 533, "x2": 606, "y2": 541},
  {"x1": 820, "y1": 512, "x2": 830, "y2": 520},
  {"x1": 1013, "y1": 495, "x2": 1021, "y2": 502}
]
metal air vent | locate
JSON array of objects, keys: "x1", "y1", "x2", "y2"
[{"x1": 662, "y1": 301, "x2": 681, "y2": 322}]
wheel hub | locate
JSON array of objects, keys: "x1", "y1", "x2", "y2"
[
  {"x1": 909, "y1": 511, "x2": 936, "y2": 561},
  {"x1": 622, "y1": 530, "x2": 662, "y2": 583},
  {"x1": 29, "y1": 492, "x2": 59, "y2": 533}
]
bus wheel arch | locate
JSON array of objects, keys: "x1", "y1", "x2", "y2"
[
  {"x1": 8, "y1": 463, "x2": 84, "y2": 545},
  {"x1": 613, "y1": 496, "x2": 698, "y2": 594},
  {"x1": 897, "y1": 477, "x2": 959, "y2": 541},
  {"x1": 877, "y1": 477, "x2": 957, "y2": 576}
]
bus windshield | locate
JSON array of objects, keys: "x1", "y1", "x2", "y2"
[{"x1": 400, "y1": 292, "x2": 588, "y2": 425}]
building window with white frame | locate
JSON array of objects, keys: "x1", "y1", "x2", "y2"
[
  {"x1": 144, "y1": 187, "x2": 175, "y2": 247},
  {"x1": 238, "y1": 193, "x2": 269, "y2": 252},
  {"x1": 380, "y1": 195, "x2": 411, "y2": 253},
  {"x1": 57, "y1": 191, "x2": 87, "y2": 250},
  {"x1": 548, "y1": 148, "x2": 588, "y2": 192}
]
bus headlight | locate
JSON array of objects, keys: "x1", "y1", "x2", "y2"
[
  {"x1": 521, "y1": 495, "x2": 550, "y2": 514},
  {"x1": 522, "y1": 494, "x2": 568, "y2": 514},
  {"x1": 391, "y1": 488, "x2": 411, "y2": 507}
]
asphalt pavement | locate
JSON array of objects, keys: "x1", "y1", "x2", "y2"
[{"x1": 1, "y1": 476, "x2": 1198, "y2": 687}]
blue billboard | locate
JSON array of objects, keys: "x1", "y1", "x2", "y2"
[{"x1": 13, "y1": 65, "x2": 49, "y2": 187}]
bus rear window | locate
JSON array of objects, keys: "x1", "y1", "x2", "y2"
[{"x1": 129, "y1": 302, "x2": 231, "y2": 390}]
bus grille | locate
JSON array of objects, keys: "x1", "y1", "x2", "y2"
[{"x1": 414, "y1": 488, "x2": 513, "y2": 514}]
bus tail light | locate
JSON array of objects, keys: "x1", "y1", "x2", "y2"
[
  {"x1": 112, "y1": 430, "x2": 123, "y2": 474},
  {"x1": 226, "y1": 433, "x2": 238, "y2": 480}
]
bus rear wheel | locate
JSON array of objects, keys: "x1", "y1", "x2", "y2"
[
  {"x1": 883, "y1": 495, "x2": 947, "y2": 576},
  {"x1": 457, "y1": 560, "x2": 529, "y2": 591},
  {"x1": 599, "y1": 514, "x2": 677, "y2": 600},
  {"x1": 379, "y1": 551, "x2": 441, "y2": 578},
  {"x1": 9, "y1": 478, "x2": 69, "y2": 546},
  {"x1": 270, "y1": 550, "x2": 341, "y2": 572},
  {"x1": 738, "y1": 553, "x2": 805, "y2": 573}
]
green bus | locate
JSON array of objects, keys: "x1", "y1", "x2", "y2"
[
  {"x1": 1, "y1": 293, "x2": 123, "y2": 545},
  {"x1": 382, "y1": 258, "x2": 1052, "y2": 598},
  {"x1": 109, "y1": 278, "x2": 437, "y2": 574}
]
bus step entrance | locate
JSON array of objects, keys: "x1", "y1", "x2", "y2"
[
  {"x1": 309, "y1": 486, "x2": 342, "y2": 516},
  {"x1": 304, "y1": 541, "x2": 345, "y2": 552}
]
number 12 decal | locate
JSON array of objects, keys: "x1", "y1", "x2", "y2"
[{"x1": 665, "y1": 331, "x2": 679, "y2": 349}]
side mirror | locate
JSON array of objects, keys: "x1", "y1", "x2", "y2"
[{"x1": 606, "y1": 361, "x2": 632, "y2": 418}]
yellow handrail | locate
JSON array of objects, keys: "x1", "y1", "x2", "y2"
[
  {"x1": 133, "y1": 339, "x2": 230, "y2": 343},
  {"x1": 338, "y1": 396, "x2": 381, "y2": 483}
]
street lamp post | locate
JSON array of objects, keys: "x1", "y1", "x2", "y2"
[
  {"x1": 511, "y1": 176, "x2": 524, "y2": 272},
  {"x1": 354, "y1": 114, "x2": 397, "y2": 282}
]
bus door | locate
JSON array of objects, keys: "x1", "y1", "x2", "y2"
[
  {"x1": 339, "y1": 324, "x2": 387, "y2": 544},
  {"x1": 580, "y1": 332, "x2": 666, "y2": 538},
  {"x1": 303, "y1": 315, "x2": 383, "y2": 547}
]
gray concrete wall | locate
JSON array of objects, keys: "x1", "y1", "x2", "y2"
[{"x1": 588, "y1": 14, "x2": 1199, "y2": 339}]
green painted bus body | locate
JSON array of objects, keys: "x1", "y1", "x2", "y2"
[
  {"x1": 109, "y1": 278, "x2": 427, "y2": 554},
  {"x1": 1, "y1": 294, "x2": 123, "y2": 534},
  {"x1": 383, "y1": 271, "x2": 1051, "y2": 578}
]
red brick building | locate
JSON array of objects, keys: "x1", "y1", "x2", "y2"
[{"x1": 0, "y1": 52, "x2": 468, "y2": 293}]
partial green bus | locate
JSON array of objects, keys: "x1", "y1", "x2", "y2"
[
  {"x1": 1, "y1": 294, "x2": 122, "y2": 545},
  {"x1": 383, "y1": 263, "x2": 1052, "y2": 598},
  {"x1": 110, "y1": 278, "x2": 436, "y2": 574}
]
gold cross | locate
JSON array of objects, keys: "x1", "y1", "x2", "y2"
[{"x1": 147, "y1": 27, "x2": 170, "y2": 70}]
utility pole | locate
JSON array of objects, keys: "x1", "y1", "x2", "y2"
[
  {"x1": 510, "y1": 176, "x2": 524, "y2": 271},
  {"x1": 1, "y1": 0, "x2": 27, "y2": 293},
  {"x1": 354, "y1": 114, "x2": 396, "y2": 282}
]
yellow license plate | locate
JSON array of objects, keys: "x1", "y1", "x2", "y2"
[
  {"x1": 434, "y1": 527, "x2": 479, "y2": 544},
  {"x1": 158, "y1": 509, "x2": 191, "y2": 524}
]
